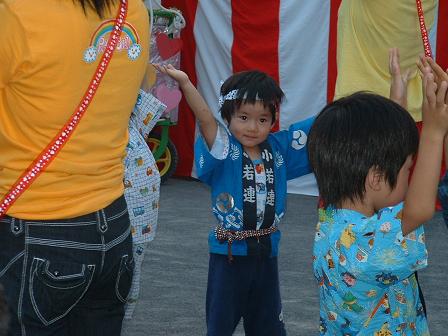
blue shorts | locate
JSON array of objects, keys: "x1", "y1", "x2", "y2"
[{"x1": 206, "y1": 253, "x2": 286, "y2": 336}]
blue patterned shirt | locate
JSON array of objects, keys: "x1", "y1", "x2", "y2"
[{"x1": 313, "y1": 203, "x2": 429, "y2": 335}]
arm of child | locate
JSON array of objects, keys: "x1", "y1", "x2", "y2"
[
  {"x1": 428, "y1": 56, "x2": 448, "y2": 222},
  {"x1": 417, "y1": 56, "x2": 448, "y2": 175},
  {"x1": 401, "y1": 72, "x2": 448, "y2": 236},
  {"x1": 153, "y1": 64, "x2": 217, "y2": 149}
]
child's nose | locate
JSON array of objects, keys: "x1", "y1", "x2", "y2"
[{"x1": 248, "y1": 120, "x2": 258, "y2": 131}]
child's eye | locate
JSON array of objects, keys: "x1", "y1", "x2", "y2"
[
  {"x1": 260, "y1": 118, "x2": 267, "y2": 123},
  {"x1": 239, "y1": 115, "x2": 247, "y2": 121}
]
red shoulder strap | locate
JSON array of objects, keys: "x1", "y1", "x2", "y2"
[
  {"x1": 0, "y1": 0, "x2": 129, "y2": 217},
  {"x1": 416, "y1": 0, "x2": 433, "y2": 58}
]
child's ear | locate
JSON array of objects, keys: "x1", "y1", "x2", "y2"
[{"x1": 366, "y1": 167, "x2": 383, "y2": 191}]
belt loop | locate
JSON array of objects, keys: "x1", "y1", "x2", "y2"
[
  {"x1": 96, "y1": 210, "x2": 108, "y2": 234},
  {"x1": 10, "y1": 218, "x2": 24, "y2": 236}
]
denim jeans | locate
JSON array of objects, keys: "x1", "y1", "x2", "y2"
[{"x1": 0, "y1": 195, "x2": 134, "y2": 336}]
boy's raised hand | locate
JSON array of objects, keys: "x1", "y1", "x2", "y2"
[
  {"x1": 422, "y1": 71, "x2": 448, "y2": 132},
  {"x1": 152, "y1": 63, "x2": 190, "y2": 87},
  {"x1": 418, "y1": 56, "x2": 448, "y2": 105},
  {"x1": 402, "y1": 69, "x2": 448, "y2": 235},
  {"x1": 389, "y1": 48, "x2": 411, "y2": 109},
  {"x1": 153, "y1": 64, "x2": 217, "y2": 148}
]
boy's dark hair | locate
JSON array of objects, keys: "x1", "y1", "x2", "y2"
[
  {"x1": 220, "y1": 70, "x2": 284, "y2": 125},
  {"x1": 0, "y1": 284, "x2": 9, "y2": 336},
  {"x1": 74, "y1": 0, "x2": 116, "y2": 18},
  {"x1": 308, "y1": 92, "x2": 419, "y2": 208}
]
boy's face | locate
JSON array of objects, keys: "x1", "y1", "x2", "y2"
[
  {"x1": 375, "y1": 155, "x2": 413, "y2": 210},
  {"x1": 228, "y1": 101, "x2": 274, "y2": 156}
]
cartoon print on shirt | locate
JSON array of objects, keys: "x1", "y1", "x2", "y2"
[
  {"x1": 375, "y1": 272, "x2": 399, "y2": 287},
  {"x1": 341, "y1": 271, "x2": 357, "y2": 287},
  {"x1": 341, "y1": 292, "x2": 363, "y2": 313},
  {"x1": 363, "y1": 231, "x2": 375, "y2": 249},
  {"x1": 374, "y1": 322, "x2": 392, "y2": 336},
  {"x1": 84, "y1": 19, "x2": 142, "y2": 63},
  {"x1": 314, "y1": 203, "x2": 429, "y2": 334},
  {"x1": 395, "y1": 231, "x2": 408, "y2": 250},
  {"x1": 340, "y1": 224, "x2": 356, "y2": 248},
  {"x1": 324, "y1": 250, "x2": 335, "y2": 269},
  {"x1": 341, "y1": 318, "x2": 357, "y2": 336},
  {"x1": 315, "y1": 223, "x2": 326, "y2": 242},
  {"x1": 319, "y1": 317, "x2": 327, "y2": 334},
  {"x1": 316, "y1": 269, "x2": 337, "y2": 297}
]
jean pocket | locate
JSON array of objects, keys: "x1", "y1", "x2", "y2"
[
  {"x1": 115, "y1": 254, "x2": 134, "y2": 303},
  {"x1": 29, "y1": 257, "x2": 95, "y2": 326}
]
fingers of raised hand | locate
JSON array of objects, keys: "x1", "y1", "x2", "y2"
[
  {"x1": 153, "y1": 63, "x2": 173, "y2": 72},
  {"x1": 419, "y1": 54, "x2": 429, "y2": 67},
  {"x1": 417, "y1": 60, "x2": 430, "y2": 77},
  {"x1": 424, "y1": 73, "x2": 436, "y2": 106},
  {"x1": 437, "y1": 81, "x2": 448, "y2": 106},
  {"x1": 427, "y1": 58, "x2": 448, "y2": 81},
  {"x1": 152, "y1": 63, "x2": 163, "y2": 72},
  {"x1": 389, "y1": 48, "x2": 400, "y2": 77},
  {"x1": 402, "y1": 69, "x2": 412, "y2": 83},
  {"x1": 417, "y1": 60, "x2": 424, "y2": 75}
]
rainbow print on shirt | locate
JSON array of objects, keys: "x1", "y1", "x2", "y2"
[{"x1": 84, "y1": 19, "x2": 142, "y2": 63}]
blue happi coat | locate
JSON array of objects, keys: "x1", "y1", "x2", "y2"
[{"x1": 195, "y1": 116, "x2": 314, "y2": 257}]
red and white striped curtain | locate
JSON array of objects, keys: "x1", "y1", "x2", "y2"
[{"x1": 161, "y1": 0, "x2": 448, "y2": 195}]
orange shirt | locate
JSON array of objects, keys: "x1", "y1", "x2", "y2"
[{"x1": 0, "y1": 0, "x2": 149, "y2": 219}]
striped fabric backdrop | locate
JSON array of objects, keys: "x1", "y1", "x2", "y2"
[{"x1": 161, "y1": 0, "x2": 448, "y2": 195}]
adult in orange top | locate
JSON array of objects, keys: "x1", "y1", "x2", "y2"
[{"x1": 0, "y1": 0, "x2": 148, "y2": 334}]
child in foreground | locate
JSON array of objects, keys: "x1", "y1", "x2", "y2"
[
  {"x1": 155, "y1": 64, "x2": 313, "y2": 335},
  {"x1": 308, "y1": 51, "x2": 448, "y2": 335}
]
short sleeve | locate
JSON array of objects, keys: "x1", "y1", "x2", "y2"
[
  {"x1": 270, "y1": 116, "x2": 315, "y2": 180},
  {"x1": 0, "y1": 4, "x2": 28, "y2": 88},
  {"x1": 347, "y1": 203, "x2": 427, "y2": 286},
  {"x1": 194, "y1": 122, "x2": 229, "y2": 184},
  {"x1": 209, "y1": 123, "x2": 229, "y2": 160}
]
